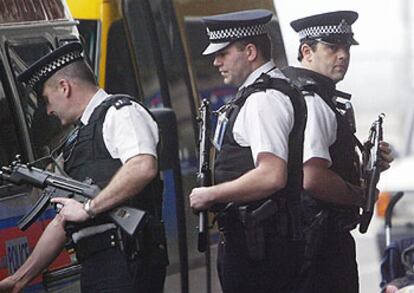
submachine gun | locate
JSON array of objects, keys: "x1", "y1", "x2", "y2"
[
  {"x1": 0, "y1": 157, "x2": 146, "y2": 236},
  {"x1": 196, "y1": 99, "x2": 212, "y2": 253},
  {"x1": 359, "y1": 113, "x2": 385, "y2": 233},
  {"x1": 196, "y1": 99, "x2": 212, "y2": 293}
]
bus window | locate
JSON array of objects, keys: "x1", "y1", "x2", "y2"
[
  {"x1": 122, "y1": 1, "x2": 165, "y2": 108},
  {"x1": 123, "y1": 0, "x2": 201, "y2": 280},
  {"x1": 143, "y1": 0, "x2": 200, "y2": 163},
  {"x1": 105, "y1": 19, "x2": 140, "y2": 99},
  {"x1": 0, "y1": 61, "x2": 29, "y2": 198},
  {"x1": 0, "y1": 70, "x2": 21, "y2": 167},
  {"x1": 124, "y1": 0, "x2": 198, "y2": 168},
  {"x1": 8, "y1": 41, "x2": 51, "y2": 69},
  {"x1": 77, "y1": 19, "x2": 99, "y2": 73},
  {"x1": 6, "y1": 40, "x2": 65, "y2": 161}
]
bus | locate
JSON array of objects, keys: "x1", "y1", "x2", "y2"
[
  {"x1": 0, "y1": 1, "x2": 83, "y2": 292},
  {"x1": 0, "y1": 0, "x2": 287, "y2": 292}
]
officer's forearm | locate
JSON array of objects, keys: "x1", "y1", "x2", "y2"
[
  {"x1": 210, "y1": 153, "x2": 287, "y2": 204},
  {"x1": 89, "y1": 154, "x2": 157, "y2": 215},
  {"x1": 304, "y1": 163, "x2": 363, "y2": 206},
  {"x1": 11, "y1": 216, "x2": 67, "y2": 288}
]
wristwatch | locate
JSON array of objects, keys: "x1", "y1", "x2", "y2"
[{"x1": 83, "y1": 199, "x2": 96, "y2": 219}]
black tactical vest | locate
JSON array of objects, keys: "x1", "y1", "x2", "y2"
[
  {"x1": 282, "y1": 66, "x2": 361, "y2": 229},
  {"x1": 63, "y1": 95, "x2": 163, "y2": 231},
  {"x1": 214, "y1": 73, "x2": 307, "y2": 239}
]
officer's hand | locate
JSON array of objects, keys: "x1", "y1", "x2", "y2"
[
  {"x1": 189, "y1": 187, "x2": 215, "y2": 211},
  {"x1": 379, "y1": 141, "x2": 393, "y2": 171},
  {"x1": 0, "y1": 276, "x2": 23, "y2": 293},
  {"x1": 51, "y1": 197, "x2": 90, "y2": 223},
  {"x1": 384, "y1": 284, "x2": 398, "y2": 293}
]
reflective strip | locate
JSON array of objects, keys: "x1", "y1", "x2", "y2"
[{"x1": 71, "y1": 223, "x2": 116, "y2": 243}]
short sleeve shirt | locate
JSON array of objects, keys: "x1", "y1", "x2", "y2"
[
  {"x1": 80, "y1": 89, "x2": 159, "y2": 164},
  {"x1": 303, "y1": 93, "x2": 337, "y2": 166},
  {"x1": 233, "y1": 61, "x2": 294, "y2": 166}
]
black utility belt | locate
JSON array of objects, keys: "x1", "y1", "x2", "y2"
[
  {"x1": 217, "y1": 209, "x2": 288, "y2": 239},
  {"x1": 74, "y1": 220, "x2": 169, "y2": 265},
  {"x1": 75, "y1": 228, "x2": 122, "y2": 262},
  {"x1": 219, "y1": 198, "x2": 289, "y2": 228}
]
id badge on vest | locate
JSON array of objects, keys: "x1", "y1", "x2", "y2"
[{"x1": 213, "y1": 112, "x2": 228, "y2": 151}]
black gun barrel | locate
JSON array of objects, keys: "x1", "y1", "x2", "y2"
[
  {"x1": 359, "y1": 113, "x2": 384, "y2": 233},
  {"x1": 1, "y1": 162, "x2": 146, "y2": 236},
  {"x1": 1, "y1": 165, "x2": 48, "y2": 187},
  {"x1": 197, "y1": 172, "x2": 210, "y2": 252},
  {"x1": 359, "y1": 171, "x2": 380, "y2": 233},
  {"x1": 196, "y1": 99, "x2": 213, "y2": 293},
  {"x1": 197, "y1": 99, "x2": 212, "y2": 253},
  {"x1": 6, "y1": 164, "x2": 99, "y2": 197}
]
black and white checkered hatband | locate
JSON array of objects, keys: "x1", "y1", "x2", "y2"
[
  {"x1": 207, "y1": 23, "x2": 268, "y2": 43},
  {"x1": 298, "y1": 19, "x2": 352, "y2": 40},
  {"x1": 26, "y1": 50, "x2": 83, "y2": 88}
]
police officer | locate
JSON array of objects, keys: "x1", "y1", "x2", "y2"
[
  {"x1": 189, "y1": 9, "x2": 306, "y2": 293},
  {"x1": 281, "y1": 11, "x2": 393, "y2": 293},
  {"x1": 0, "y1": 42, "x2": 168, "y2": 292}
]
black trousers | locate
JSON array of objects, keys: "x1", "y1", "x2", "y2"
[
  {"x1": 217, "y1": 227, "x2": 305, "y2": 293},
  {"x1": 297, "y1": 231, "x2": 359, "y2": 293},
  {"x1": 80, "y1": 246, "x2": 166, "y2": 293}
]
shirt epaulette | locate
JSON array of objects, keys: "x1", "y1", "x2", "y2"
[
  {"x1": 303, "y1": 91, "x2": 315, "y2": 97},
  {"x1": 113, "y1": 97, "x2": 132, "y2": 110}
]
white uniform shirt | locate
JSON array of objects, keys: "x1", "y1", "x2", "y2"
[
  {"x1": 80, "y1": 89, "x2": 159, "y2": 164},
  {"x1": 233, "y1": 61, "x2": 294, "y2": 166},
  {"x1": 303, "y1": 93, "x2": 337, "y2": 166}
]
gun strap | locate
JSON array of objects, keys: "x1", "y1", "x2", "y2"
[{"x1": 334, "y1": 108, "x2": 364, "y2": 153}]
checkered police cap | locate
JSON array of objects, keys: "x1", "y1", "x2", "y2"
[
  {"x1": 202, "y1": 9, "x2": 272, "y2": 55},
  {"x1": 18, "y1": 42, "x2": 84, "y2": 95},
  {"x1": 291, "y1": 11, "x2": 359, "y2": 45}
]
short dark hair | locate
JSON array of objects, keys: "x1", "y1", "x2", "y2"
[
  {"x1": 235, "y1": 34, "x2": 272, "y2": 61},
  {"x1": 49, "y1": 60, "x2": 98, "y2": 87},
  {"x1": 297, "y1": 39, "x2": 318, "y2": 62}
]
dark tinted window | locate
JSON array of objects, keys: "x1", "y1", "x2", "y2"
[
  {"x1": 77, "y1": 19, "x2": 99, "y2": 72},
  {"x1": 0, "y1": 68, "x2": 21, "y2": 166},
  {"x1": 122, "y1": 1, "x2": 165, "y2": 108},
  {"x1": 123, "y1": 0, "x2": 199, "y2": 271},
  {"x1": 7, "y1": 40, "x2": 65, "y2": 160},
  {"x1": 105, "y1": 20, "x2": 140, "y2": 99},
  {"x1": 0, "y1": 55, "x2": 27, "y2": 197}
]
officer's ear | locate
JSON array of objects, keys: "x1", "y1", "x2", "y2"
[
  {"x1": 300, "y1": 43, "x2": 313, "y2": 63},
  {"x1": 245, "y1": 43, "x2": 258, "y2": 62},
  {"x1": 58, "y1": 78, "x2": 71, "y2": 98}
]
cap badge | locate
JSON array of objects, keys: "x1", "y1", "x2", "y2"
[{"x1": 337, "y1": 19, "x2": 352, "y2": 34}]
